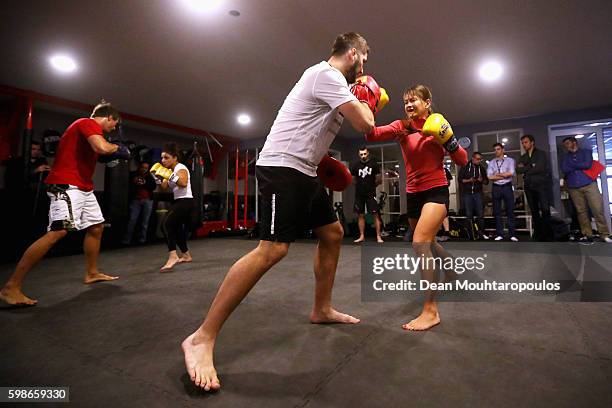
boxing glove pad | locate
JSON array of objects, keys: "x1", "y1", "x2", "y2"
[
  {"x1": 422, "y1": 113, "x2": 459, "y2": 153},
  {"x1": 98, "y1": 143, "x2": 131, "y2": 164},
  {"x1": 351, "y1": 75, "x2": 382, "y2": 114},
  {"x1": 317, "y1": 155, "x2": 352, "y2": 192}
]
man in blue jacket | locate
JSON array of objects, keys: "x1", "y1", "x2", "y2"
[{"x1": 561, "y1": 137, "x2": 611, "y2": 242}]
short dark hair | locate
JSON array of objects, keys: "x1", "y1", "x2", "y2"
[
  {"x1": 493, "y1": 143, "x2": 504, "y2": 149},
  {"x1": 562, "y1": 136, "x2": 577, "y2": 144},
  {"x1": 331, "y1": 32, "x2": 369, "y2": 57},
  {"x1": 358, "y1": 146, "x2": 368, "y2": 152},
  {"x1": 92, "y1": 100, "x2": 121, "y2": 121},
  {"x1": 31, "y1": 140, "x2": 41, "y2": 147},
  {"x1": 521, "y1": 134, "x2": 535, "y2": 142},
  {"x1": 472, "y1": 151, "x2": 482, "y2": 157},
  {"x1": 163, "y1": 142, "x2": 179, "y2": 157}
]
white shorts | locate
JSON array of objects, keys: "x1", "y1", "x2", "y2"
[{"x1": 47, "y1": 185, "x2": 105, "y2": 231}]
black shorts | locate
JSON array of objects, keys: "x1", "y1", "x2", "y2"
[
  {"x1": 354, "y1": 193, "x2": 379, "y2": 214},
  {"x1": 256, "y1": 166, "x2": 337, "y2": 242},
  {"x1": 406, "y1": 185, "x2": 449, "y2": 219}
]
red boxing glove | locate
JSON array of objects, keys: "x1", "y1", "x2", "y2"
[
  {"x1": 350, "y1": 75, "x2": 382, "y2": 114},
  {"x1": 317, "y1": 155, "x2": 352, "y2": 191}
]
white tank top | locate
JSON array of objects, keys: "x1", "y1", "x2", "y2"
[{"x1": 172, "y1": 163, "x2": 193, "y2": 200}]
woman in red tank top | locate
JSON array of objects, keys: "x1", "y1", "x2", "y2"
[{"x1": 366, "y1": 85, "x2": 468, "y2": 331}]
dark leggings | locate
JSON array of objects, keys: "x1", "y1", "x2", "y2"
[{"x1": 165, "y1": 198, "x2": 194, "y2": 252}]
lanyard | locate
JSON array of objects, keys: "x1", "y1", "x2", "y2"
[{"x1": 495, "y1": 158, "x2": 505, "y2": 174}]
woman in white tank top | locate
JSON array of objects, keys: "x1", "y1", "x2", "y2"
[{"x1": 157, "y1": 143, "x2": 195, "y2": 272}]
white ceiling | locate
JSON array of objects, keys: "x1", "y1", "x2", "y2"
[{"x1": 1, "y1": 0, "x2": 611, "y2": 140}]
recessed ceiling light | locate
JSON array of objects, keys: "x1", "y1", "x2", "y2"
[
  {"x1": 479, "y1": 61, "x2": 503, "y2": 82},
  {"x1": 501, "y1": 137, "x2": 508, "y2": 143},
  {"x1": 181, "y1": 0, "x2": 224, "y2": 13},
  {"x1": 237, "y1": 114, "x2": 251, "y2": 125},
  {"x1": 50, "y1": 54, "x2": 77, "y2": 73}
]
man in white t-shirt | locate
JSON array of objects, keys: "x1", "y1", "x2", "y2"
[{"x1": 183, "y1": 32, "x2": 378, "y2": 391}]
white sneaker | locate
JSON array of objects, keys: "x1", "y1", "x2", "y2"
[
  {"x1": 494, "y1": 236, "x2": 504, "y2": 241},
  {"x1": 605, "y1": 236, "x2": 612, "y2": 243},
  {"x1": 510, "y1": 236, "x2": 519, "y2": 242}
]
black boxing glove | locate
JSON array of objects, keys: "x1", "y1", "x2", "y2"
[{"x1": 98, "y1": 143, "x2": 131, "y2": 163}]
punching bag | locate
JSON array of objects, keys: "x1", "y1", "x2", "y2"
[{"x1": 189, "y1": 141, "x2": 204, "y2": 225}]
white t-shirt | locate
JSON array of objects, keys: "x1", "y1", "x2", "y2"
[
  {"x1": 256, "y1": 61, "x2": 357, "y2": 177},
  {"x1": 172, "y1": 163, "x2": 193, "y2": 199}
]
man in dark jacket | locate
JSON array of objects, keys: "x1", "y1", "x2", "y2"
[
  {"x1": 517, "y1": 135, "x2": 552, "y2": 241},
  {"x1": 459, "y1": 151, "x2": 489, "y2": 239}
]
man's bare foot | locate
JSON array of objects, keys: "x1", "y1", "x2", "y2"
[
  {"x1": 182, "y1": 332, "x2": 221, "y2": 391},
  {"x1": 377, "y1": 236, "x2": 384, "y2": 243},
  {"x1": 402, "y1": 310, "x2": 440, "y2": 331},
  {"x1": 84, "y1": 272, "x2": 119, "y2": 284},
  {"x1": 0, "y1": 286, "x2": 38, "y2": 306},
  {"x1": 354, "y1": 237, "x2": 365, "y2": 243},
  {"x1": 310, "y1": 308, "x2": 360, "y2": 324}
]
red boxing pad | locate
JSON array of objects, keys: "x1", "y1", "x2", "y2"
[
  {"x1": 350, "y1": 75, "x2": 381, "y2": 113},
  {"x1": 317, "y1": 155, "x2": 352, "y2": 191}
]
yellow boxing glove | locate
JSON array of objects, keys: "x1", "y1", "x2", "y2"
[
  {"x1": 156, "y1": 167, "x2": 180, "y2": 187},
  {"x1": 377, "y1": 88, "x2": 389, "y2": 113},
  {"x1": 422, "y1": 113, "x2": 459, "y2": 152},
  {"x1": 150, "y1": 162, "x2": 162, "y2": 175}
]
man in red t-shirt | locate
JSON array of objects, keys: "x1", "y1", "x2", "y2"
[{"x1": 1, "y1": 101, "x2": 128, "y2": 306}]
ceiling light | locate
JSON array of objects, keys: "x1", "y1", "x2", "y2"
[
  {"x1": 575, "y1": 134, "x2": 584, "y2": 139},
  {"x1": 237, "y1": 114, "x2": 251, "y2": 125},
  {"x1": 501, "y1": 137, "x2": 508, "y2": 143},
  {"x1": 181, "y1": 0, "x2": 224, "y2": 13},
  {"x1": 49, "y1": 54, "x2": 77, "y2": 73},
  {"x1": 479, "y1": 61, "x2": 503, "y2": 82}
]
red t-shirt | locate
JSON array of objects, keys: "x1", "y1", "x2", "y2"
[
  {"x1": 45, "y1": 118, "x2": 102, "y2": 191},
  {"x1": 366, "y1": 119, "x2": 468, "y2": 193}
]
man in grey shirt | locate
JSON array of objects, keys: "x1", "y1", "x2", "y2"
[
  {"x1": 182, "y1": 32, "x2": 380, "y2": 391},
  {"x1": 487, "y1": 143, "x2": 518, "y2": 241}
]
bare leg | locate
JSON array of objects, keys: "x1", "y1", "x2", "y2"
[
  {"x1": 310, "y1": 221, "x2": 360, "y2": 324},
  {"x1": 374, "y1": 214, "x2": 384, "y2": 243},
  {"x1": 402, "y1": 204, "x2": 447, "y2": 331},
  {"x1": 182, "y1": 240, "x2": 289, "y2": 390},
  {"x1": 160, "y1": 250, "x2": 181, "y2": 272},
  {"x1": 83, "y1": 224, "x2": 117, "y2": 283},
  {"x1": 0, "y1": 230, "x2": 67, "y2": 305},
  {"x1": 354, "y1": 214, "x2": 365, "y2": 243},
  {"x1": 443, "y1": 217, "x2": 449, "y2": 232}
]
